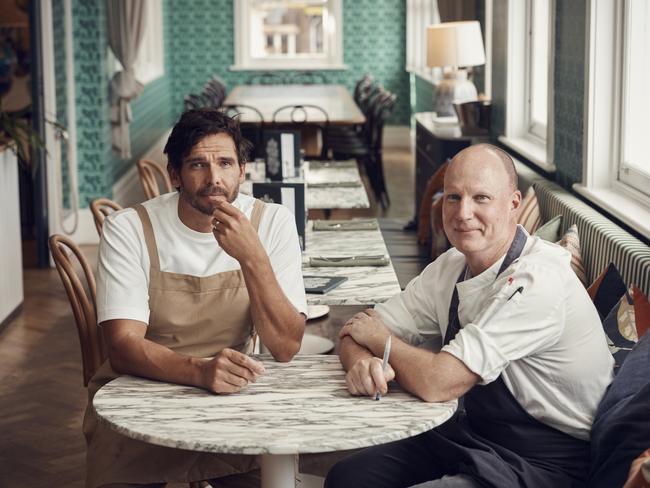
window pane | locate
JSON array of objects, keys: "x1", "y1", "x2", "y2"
[
  {"x1": 529, "y1": 0, "x2": 549, "y2": 133},
  {"x1": 250, "y1": 0, "x2": 327, "y2": 58},
  {"x1": 622, "y1": 0, "x2": 650, "y2": 179}
]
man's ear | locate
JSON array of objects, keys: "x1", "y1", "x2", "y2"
[
  {"x1": 168, "y1": 164, "x2": 181, "y2": 189},
  {"x1": 238, "y1": 161, "x2": 246, "y2": 183},
  {"x1": 511, "y1": 189, "x2": 522, "y2": 213}
]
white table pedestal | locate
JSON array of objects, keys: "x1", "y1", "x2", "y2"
[{"x1": 260, "y1": 454, "x2": 296, "y2": 488}]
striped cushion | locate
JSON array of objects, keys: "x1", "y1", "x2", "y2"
[
  {"x1": 558, "y1": 224, "x2": 588, "y2": 286},
  {"x1": 518, "y1": 186, "x2": 542, "y2": 234},
  {"x1": 533, "y1": 180, "x2": 650, "y2": 297}
]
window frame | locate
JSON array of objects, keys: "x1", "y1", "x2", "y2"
[
  {"x1": 575, "y1": 0, "x2": 650, "y2": 239},
  {"x1": 231, "y1": 0, "x2": 345, "y2": 71},
  {"x1": 499, "y1": 0, "x2": 555, "y2": 172}
]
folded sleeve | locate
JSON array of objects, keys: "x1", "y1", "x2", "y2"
[
  {"x1": 265, "y1": 205, "x2": 308, "y2": 316},
  {"x1": 96, "y1": 211, "x2": 150, "y2": 325},
  {"x1": 442, "y1": 263, "x2": 566, "y2": 384},
  {"x1": 375, "y1": 262, "x2": 446, "y2": 346}
]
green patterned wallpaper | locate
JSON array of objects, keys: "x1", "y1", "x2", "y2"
[
  {"x1": 68, "y1": 0, "x2": 112, "y2": 208},
  {"x1": 489, "y1": 0, "x2": 587, "y2": 190},
  {"x1": 168, "y1": 0, "x2": 410, "y2": 125},
  {"x1": 553, "y1": 0, "x2": 587, "y2": 188}
]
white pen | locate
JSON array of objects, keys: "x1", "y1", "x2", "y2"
[{"x1": 375, "y1": 335, "x2": 392, "y2": 401}]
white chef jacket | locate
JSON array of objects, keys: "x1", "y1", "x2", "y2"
[
  {"x1": 375, "y1": 226, "x2": 614, "y2": 441},
  {"x1": 96, "y1": 192, "x2": 307, "y2": 325}
]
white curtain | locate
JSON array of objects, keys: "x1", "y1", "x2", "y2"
[{"x1": 106, "y1": 0, "x2": 146, "y2": 159}]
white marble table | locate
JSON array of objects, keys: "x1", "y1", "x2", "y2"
[
  {"x1": 304, "y1": 220, "x2": 402, "y2": 305},
  {"x1": 304, "y1": 161, "x2": 370, "y2": 210},
  {"x1": 240, "y1": 160, "x2": 370, "y2": 210},
  {"x1": 93, "y1": 355, "x2": 457, "y2": 488}
]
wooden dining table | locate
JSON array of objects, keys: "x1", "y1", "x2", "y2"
[{"x1": 223, "y1": 84, "x2": 365, "y2": 126}]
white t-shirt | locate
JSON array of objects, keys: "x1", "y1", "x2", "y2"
[
  {"x1": 96, "y1": 192, "x2": 307, "y2": 325},
  {"x1": 375, "y1": 226, "x2": 614, "y2": 441}
]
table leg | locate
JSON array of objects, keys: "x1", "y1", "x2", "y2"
[{"x1": 260, "y1": 453, "x2": 296, "y2": 488}]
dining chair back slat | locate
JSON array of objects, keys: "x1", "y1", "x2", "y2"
[
  {"x1": 49, "y1": 234, "x2": 105, "y2": 387},
  {"x1": 272, "y1": 104, "x2": 330, "y2": 159},
  {"x1": 220, "y1": 104, "x2": 265, "y2": 159},
  {"x1": 90, "y1": 198, "x2": 123, "y2": 237},
  {"x1": 137, "y1": 159, "x2": 173, "y2": 200}
]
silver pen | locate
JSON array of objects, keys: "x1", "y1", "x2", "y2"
[{"x1": 375, "y1": 335, "x2": 392, "y2": 401}]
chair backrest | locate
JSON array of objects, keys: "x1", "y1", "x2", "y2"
[
  {"x1": 272, "y1": 104, "x2": 330, "y2": 159},
  {"x1": 220, "y1": 104, "x2": 266, "y2": 158},
  {"x1": 367, "y1": 91, "x2": 397, "y2": 151},
  {"x1": 184, "y1": 93, "x2": 207, "y2": 111},
  {"x1": 286, "y1": 71, "x2": 326, "y2": 85},
  {"x1": 137, "y1": 158, "x2": 173, "y2": 200},
  {"x1": 247, "y1": 72, "x2": 285, "y2": 85},
  {"x1": 354, "y1": 74, "x2": 375, "y2": 105},
  {"x1": 202, "y1": 83, "x2": 226, "y2": 107},
  {"x1": 89, "y1": 198, "x2": 123, "y2": 237},
  {"x1": 49, "y1": 234, "x2": 106, "y2": 387}
]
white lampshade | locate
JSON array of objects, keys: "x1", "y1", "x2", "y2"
[{"x1": 426, "y1": 21, "x2": 486, "y2": 68}]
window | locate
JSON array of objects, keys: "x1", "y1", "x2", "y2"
[
  {"x1": 233, "y1": 0, "x2": 344, "y2": 70},
  {"x1": 500, "y1": 0, "x2": 554, "y2": 171},
  {"x1": 576, "y1": 0, "x2": 650, "y2": 239},
  {"x1": 405, "y1": 0, "x2": 441, "y2": 82},
  {"x1": 406, "y1": 1, "x2": 492, "y2": 95},
  {"x1": 619, "y1": 0, "x2": 650, "y2": 197},
  {"x1": 109, "y1": 0, "x2": 164, "y2": 85}
]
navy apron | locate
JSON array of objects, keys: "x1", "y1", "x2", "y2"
[{"x1": 430, "y1": 227, "x2": 590, "y2": 487}]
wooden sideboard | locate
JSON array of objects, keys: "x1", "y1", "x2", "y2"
[{"x1": 414, "y1": 112, "x2": 485, "y2": 224}]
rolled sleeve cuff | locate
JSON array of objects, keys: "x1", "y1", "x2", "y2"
[
  {"x1": 441, "y1": 323, "x2": 510, "y2": 384},
  {"x1": 97, "y1": 307, "x2": 150, "y2": 326}
]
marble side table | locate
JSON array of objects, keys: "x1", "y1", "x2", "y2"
[{"x1": 93, "y1": 355, "x2": 457, "y2": 488}]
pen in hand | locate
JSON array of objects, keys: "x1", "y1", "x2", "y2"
[{"x1": 375, "y1": 335, "x2": 392, "y2": 401}]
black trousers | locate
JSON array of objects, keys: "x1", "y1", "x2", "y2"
[{"x1": 324, "y1": 431, "x2": 483, "y2": 488}]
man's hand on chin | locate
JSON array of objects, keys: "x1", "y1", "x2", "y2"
[{"x1": 211, "y1": 200, "x2": 265, "y2": 264}]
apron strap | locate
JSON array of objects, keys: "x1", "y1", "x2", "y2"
[
  {"x1": 133, "y1": 204, "x2": 161, "y2": 272},
  {"x1": 444, "y1": 226, "x2": 527, "y2": 346},
  {"x1": 250, "y1": 199, "x2": 266, "y2": 232}
]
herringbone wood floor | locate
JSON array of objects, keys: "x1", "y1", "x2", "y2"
[{"x1": 0, "y1": 148, "x2": 416, "y2": 488}]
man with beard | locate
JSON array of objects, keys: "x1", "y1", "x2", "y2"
[{"x1": 86, "y1": 109, "x2": 306, "y2": 488}]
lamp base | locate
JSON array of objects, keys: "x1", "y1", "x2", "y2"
[{"x1": 433, "y1": 70, "x2": 478, "y2": 118}]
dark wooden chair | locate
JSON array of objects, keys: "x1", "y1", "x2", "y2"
[
  {"x1": 272, "y1": 104, "x2": 330, "y2": 160},
  {"x1": 220, "y1": 103, "x2": 266, "y2": 159},
  {"x1": 247, "y1": 72, "x2": 285, "y2": 85},
  {"x1": 286, "y1": 71, "x2": 327, "y2": 84},
  {"x1": 89, "y1": 198, "x2": 123, "y2": 237},
  {"x1": 184, "y1": 93, "x2": 208, "y2": 110},
  {"x1": 137, "y1": 158, "x2": 173, "y2": 200}
]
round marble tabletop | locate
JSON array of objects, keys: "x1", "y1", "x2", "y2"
[{"x1": 93, "y1": 354, "x2": 457, "y2": 456}]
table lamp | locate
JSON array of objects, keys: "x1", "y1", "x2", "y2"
[{"x1": 427, "y1": 21, "x2": 486, "y2": 118}]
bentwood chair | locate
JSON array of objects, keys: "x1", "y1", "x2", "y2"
[
  {"x1": 137, "y1": 158, "x2": 173, "y2": 200},
  {"x1": 220, "y1": 103, "x2": 266, "y2": 159},
  {"x1": 286, "y1": 70, "x2": 327, "y2": 85},
  {"x1": 49, "y1": 235, "x2": 206, "y2": 488},
  {"x1": 247, "y1": 72, "x2": 285, "y2": 85},
  {"x1": 49, "y1": 234, "x2": 105, "y2": 387},
  {"x1": 184, "y1": 93, "x2": 208, "y2": 111},
  {"x1": 272, "y1": 104, "x2": 331, "y2": 159},
  {"x1": 89, "y1": 198, "x2": 123, "y2": 237}
]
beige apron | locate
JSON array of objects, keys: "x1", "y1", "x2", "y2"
[{"x1": 83, "y1": 199, "x2": 266, "y2": 488}]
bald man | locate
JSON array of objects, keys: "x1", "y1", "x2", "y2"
[{"x1": 326, "y1": 144, "x2": 614, "y2": 487}]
